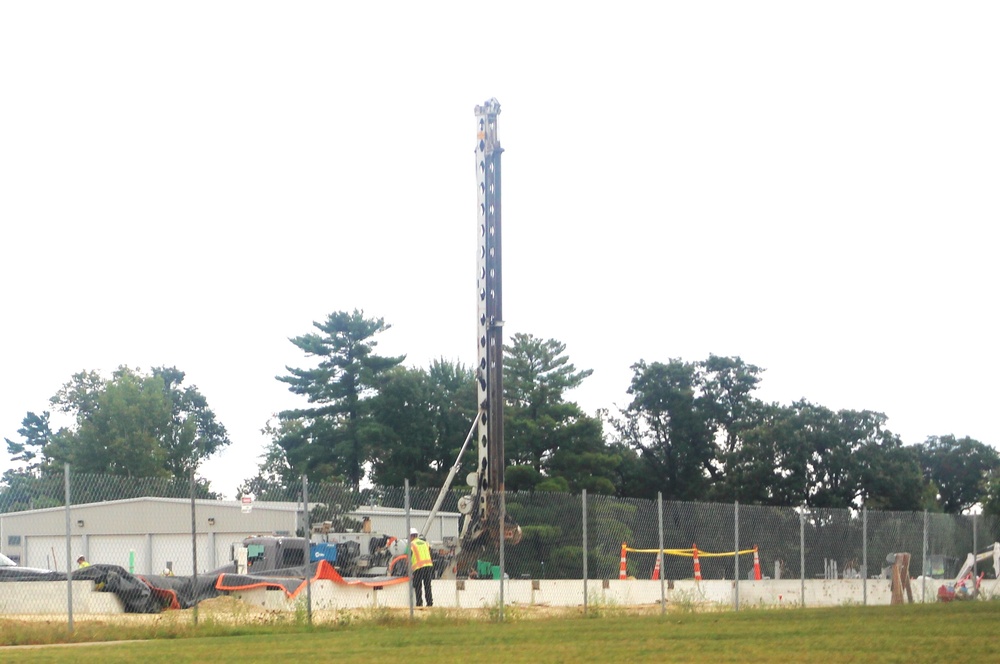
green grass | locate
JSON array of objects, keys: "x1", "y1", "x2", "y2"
[{"x1": 2, "y1": 602, "x2": 997, "y2": 663}]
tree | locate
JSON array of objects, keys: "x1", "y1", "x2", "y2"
[
  {"x1": 369, "y1": 359, "x2": 477, "y2": 488},
  {"x1": 276, "y1": 309, "x2": 404, "y2": 489},
  {"x1": 916, "y1": 435, "x2": 1000, "y2": 513},
  {"x1": 502, "y1": 333, "x2": 611, "y2": 492},
  {"x1": 42, "y1": 366, "x2": 231, "y2": 478},
  {"x1": 236, "y1": 419, "x2": 301, "y2": 500},
  {"x1": 154, "y1": 366, "x2": 231, "y2": 475},
  {"x1": 699, "y1": 354, "x2": 765, "y2": 457},
  {"x1": 723, "y1": 400, "x2": 923, "y2": 509},
  {"x1": 4, "y1": 411, "x2": 54, "y2": 476},
  {"x1": 612, "y1": 358, "x2": 716, "y2": 501}
]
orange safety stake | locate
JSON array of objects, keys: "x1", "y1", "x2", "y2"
[
  {"x1": 692, "y1": 543, "x2": 702, "y2": 581},
  {"x1": 753, "y1": 546, "x2": 762, "y2": 581},
  {"x1": 651, "y1": 554, "x2": 661, "y2": 581},
  {"x1": 619, "y1": 542, "x2": 628, "y2": 580}
]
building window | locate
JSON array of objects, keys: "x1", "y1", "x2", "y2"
[{"x1": 7, "y1": 535, "x2": 21, "y2": 546}]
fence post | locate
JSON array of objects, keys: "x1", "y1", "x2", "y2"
[
  {"x1": 657, "y1": 492, "x2": 665, "y2": 615},
  {"x1": 922, "y1": 509, "x2": 928, "y2": 603},
  {"x1": 64, "y1": 463, "x2": 73, "y2": 634},
  {"x1": 972, "y1": 513, "x2": 978, "y2": 580},
  {"x1": 862, "y1": 505, "x2": 867, "y2": 606},
  {"x1": 799, "y1": 506, "x2": 805, "y2": 608},
  {"x1": 405, "y1": 479, "x2": 413, "y2": 618},
  {"x1": 189, "y1": 467, "x2": 198, "y2": 626},
  {"x1": 302, "y1": 475, "x2": 312, "y2": 625},
  {"x1": 734, "y1": 500, "x2": 740, "y2": 611},
  {"x1": 499, "y1": 480, "x2": 506, "y2": 620},
  {"x1": 582, "y1": 488, "x2": 588, "y2": 616}
]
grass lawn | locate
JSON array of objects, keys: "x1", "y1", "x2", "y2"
[{"x1": 1, "y1": 601, "x2": 996, "y2": 663}]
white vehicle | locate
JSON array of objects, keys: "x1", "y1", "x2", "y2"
[{"x1": 0, "y1": 552, "x2": 51, "y2": 574}]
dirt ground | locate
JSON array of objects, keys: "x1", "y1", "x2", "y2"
[{"x1": 0, "y1": 596, "x2": 681, "y2": 629}]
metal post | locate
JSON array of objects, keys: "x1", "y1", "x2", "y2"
[
  {"x1": 64, "y1": 464, "x2": 73, "y2": 633},
  {"x1": 799, "y1": 506, "x2": 805, "y2": 608},
  {"x1": 734, "y1": 501, "x2": 740, "y2": 611},
  {"x1": 582, "y1": 489, "x2": 588, "y2": 615},
  {"x1": 190, "y1": 468, "x2": 198, "y2": 626},
  {"x1": 302, "y1": 475, "x2": 312, "y2": 625},
  {"x1": 862, "y1": 505, "x2": 867, "y2": 606},
  {"x1": 499, "y1": 482, "x2": 506, "y2": 621},
  {"x1": 657, "y1": 492, "x2": 665, "y2": 615},
  {"x1": 972, "y1": 513, "x2": 978, "y2": 580},
  {"x1": 405, "y1": 479, "x2": 413, "y2": 618},
  {"x1": 922, "y1": 509, "x2": 928, "y2": 603}
]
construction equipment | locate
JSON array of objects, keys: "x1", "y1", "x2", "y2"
[
  {"x1": 420, "y1": 100, "x2": 521, "y2": 579},
  {"x1": 221, "y1": 533, "x2": 408, "y2": 578},
  {"x1": 284, "y1": 99, "x2": 522, "y2": 578},
  {"x1": 937, "y1": 542, "x2": 1000, "y2": 601}
]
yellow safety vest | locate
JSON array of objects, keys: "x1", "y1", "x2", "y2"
[{"x1": 410, "y1": 538, "x2": 433, "y2": 570}]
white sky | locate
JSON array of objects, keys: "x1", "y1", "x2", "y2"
[{"x1": 2, "y1": 2, "x2": 997, "y2": 499}]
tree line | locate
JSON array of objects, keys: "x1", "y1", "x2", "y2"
[{"x1": 4, "y1": 310, "x2": 999, "y2": 516}]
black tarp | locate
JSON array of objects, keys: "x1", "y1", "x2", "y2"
[
  {"x1": 0, "y1": 560, "x2": 408, "y2": 613},
  {"x1": 0, "y1": 564, "x2": 221, "y2": 613}
]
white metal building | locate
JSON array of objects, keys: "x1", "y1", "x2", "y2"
[{"x1": 0, "y1": 497, "x2": 460, "y2": 576}]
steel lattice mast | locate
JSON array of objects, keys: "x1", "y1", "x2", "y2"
[
  {"x1": 455, "y1": 99, "x2": 520, "y2": 567},
  {"x1": 475, "y1": 98, "x2": 504, "y2": 507}
]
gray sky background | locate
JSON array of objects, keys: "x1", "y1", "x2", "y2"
[{"x1": 2, "y1": 2, "x2": 997, "y2": 498}]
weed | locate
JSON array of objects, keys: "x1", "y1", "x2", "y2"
[
  {"x1": 585, "y1": 591, "x2": 624, "y2": 618},
  {"x1": 479, "y1": 597, "x2": 523, "y2": 622},
  {"x1": 670, "y1": 589, "x2": 700, "y2": 614}
]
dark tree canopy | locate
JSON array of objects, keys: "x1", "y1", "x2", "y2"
[
  {"x1": 503, "y1": 334, "x2": 612, "y2": 493},
  {"x1": 4, "y1": 366, "x2": 229, "y2": 480},
  {"x1": 276, "y1": 309, "x2": 405, "y2": 489},
  {"x1": 917, "y1": 435, "x2": 1000, "y2": 513}
]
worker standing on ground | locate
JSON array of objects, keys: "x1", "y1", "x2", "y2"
[{"x1": 408, "y1": 528, "x2": 434, "y2": 607}]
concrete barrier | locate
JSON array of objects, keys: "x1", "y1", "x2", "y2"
[
  {"x1": 1, "y1": 577, "x2": 944, "y2": 615},
  {"x1": 0, "y1": 580, "x2": 124, "y2": 615},
  {"x1": 228, "y1": 577, "x2": 939, "y2": 612}
]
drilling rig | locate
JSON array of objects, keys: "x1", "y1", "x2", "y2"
[{"x1": 418, "y1": 99, "x2": 521, "y2": 578}]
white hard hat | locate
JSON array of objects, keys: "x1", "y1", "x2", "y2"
[{"x1": 410, "y1": 528, "x2": 419, "y2": 536}]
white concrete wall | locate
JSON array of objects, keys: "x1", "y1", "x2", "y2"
[
  {"x1": 228, "y1": 577, "x2": 941, "y2": 612},
  {"x1": 0, "y1": 580, "x2": 123, "y2": 615},
  {"x1": 0, "y1": 578, "x2": 950, "y2": 616}
]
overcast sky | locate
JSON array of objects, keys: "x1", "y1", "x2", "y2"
[{"x1": 2, "y1": 2, "x2": 997, "y2": 499}]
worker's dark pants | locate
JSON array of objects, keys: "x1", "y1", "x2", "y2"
[{"x1": 413, "y1": 565, "x2": 433, "y2": 607}]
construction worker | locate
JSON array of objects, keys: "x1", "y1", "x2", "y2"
[
  {"x1": 408, "y1": 527, "x2": 434, "y2": 607},
  {"x1": 76, "y1": 556, "x2": 90, "y2": 568}
]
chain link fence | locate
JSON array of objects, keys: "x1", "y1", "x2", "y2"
[{"x1": 2, "y1": 467, "x2": 998, "y2": 628}]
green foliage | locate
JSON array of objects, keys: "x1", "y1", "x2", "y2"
[
  {"x1": 612, "y1": 357, "x2": 734, "y2": 500},
  {"x1": 982, "y1": 476, "x2": 1000, "y2": 519},
  {"x1": 369, "y1": 360, "x2": 477, "y2": 488},
  {"x1": 505, "y1": 464, "x2": 543, "y2": 492},
  {"x1": 503, "y1": 333, "x2": 611, "y2": 492},
  {"x1": 916, "y1": 435, "x2": 1000, "y2": 513},
  {"x1": 4, "y1": 366, "x2": 229, "y2": 481},
  {"x1": 536, "y1": 476, "x2": 570, "y2": 492},
  {"x1": 276, "y1": 310, "x2": 404, "y2": 489}
]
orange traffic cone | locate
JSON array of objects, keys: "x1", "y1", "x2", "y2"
[
  {"x1": 652, "y1": 554, "x2": 661, "y2": 580},
  {"x1": 692, "y1": 544, "x2": 702, "y2": 581},
  {"x1": 619, "y1": 542, "x2": 628, "y2": 580},
  {"x1": 753, "y1": 546, "x2": 762, "y2": 581}
]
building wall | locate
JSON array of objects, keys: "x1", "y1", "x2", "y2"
[
  {"x1": 2, "y1": 499, "x2": 460, "y2": 574},
  {"x1": 1, "y1": 499, "x2": 303, "y2": 574}
]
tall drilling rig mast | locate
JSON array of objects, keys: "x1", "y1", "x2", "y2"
[{"x1": 454, "y1": 98, "x2": 520, "y2": 572}]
